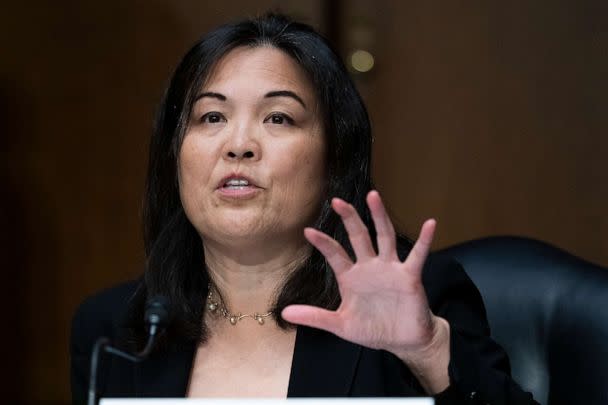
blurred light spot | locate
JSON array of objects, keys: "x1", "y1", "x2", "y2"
[{"x1": 350, "y1": 49, "x2": 375, "y2": 73}]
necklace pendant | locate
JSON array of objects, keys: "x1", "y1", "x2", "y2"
[{"x1": 207, "y1": 282, "x2": 272, "y2": 326}]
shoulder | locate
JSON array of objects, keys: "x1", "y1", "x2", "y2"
[
  {"x1": 70, "y1": 281, "x2": 141, "y2": 403},
  {"x1": 72, "y1": 280, "x2": 140, "y2": 328},
  {"x1": 422, "y1": 251, "x2": 477, "y2": 299},
  {"x1": 421, "y1": 249, "x2": 490, "y2": 335},
  {"x1": 71, "y1": 280, "x2": 141, "y2": 352}
]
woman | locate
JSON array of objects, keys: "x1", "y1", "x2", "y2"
[{"x1": 71, "y1": 13, "x2": 537, "y2": 404}]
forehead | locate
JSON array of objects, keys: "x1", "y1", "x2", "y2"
[{"x1": 201, "y1": 46, "x2": 316, "y2": 100}]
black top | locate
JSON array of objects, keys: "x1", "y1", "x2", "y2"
[{"x1": 70, "y1": 253, "x2": 538, "y2": 405}]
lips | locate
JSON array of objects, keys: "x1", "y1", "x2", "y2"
[
  {"x1": 216, "y1": 173, "x2": 262, "y2": 190},
  {"x1": 215, "y1": 173, "x2": 262, "y2": 200}
]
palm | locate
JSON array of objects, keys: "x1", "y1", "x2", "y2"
[
  {"x1": 332, "y1": 258, "x2": 434, "y2": 351},
  {"x1": 282, "y1": 191, "x2": 438, "y2": 355}
]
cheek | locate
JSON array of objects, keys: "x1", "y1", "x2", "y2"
[
  {"x1": 276, "y1": 138, "x2": 327, "y2": 200},
  {"x1": 302, "y1": 137, "x2": 327, "y2": 185},
  {"x1": 178, "y1": 137, "x2": 217, "y2": 207}
]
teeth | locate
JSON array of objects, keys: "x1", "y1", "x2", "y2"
[{"x1": 224, "y1": 179, "x2": 249, "y2": 187}]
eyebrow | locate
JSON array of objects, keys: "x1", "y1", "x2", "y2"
[
  {"x1": 194, "y1": 90, "x2": 307, "y2": 109},
  {"x1": 195, "y1": 92, "x2": 226, "y2": 102},
  {"x1": 264, "y1": 90, "x2": 307, "y2": 109}
]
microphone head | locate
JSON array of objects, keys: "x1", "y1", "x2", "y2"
[{"x1": 144, "y1": 295, "x2": 171, "y2": 327}]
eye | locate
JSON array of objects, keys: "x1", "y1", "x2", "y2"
[
  {"x1": 265, "y1": 112, "x2": 295, "y2": 126},
  {"x1": 200, "y1": 112, "x2": 226, "y2": 124}
]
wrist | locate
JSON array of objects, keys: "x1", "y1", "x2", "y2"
[{"x1": 393, "y1": 316, "x2": 451, "y2": 394}]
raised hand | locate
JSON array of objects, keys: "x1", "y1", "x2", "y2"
[{"x1": 281, "y1": 190, "x2": 450, "y2": 393}]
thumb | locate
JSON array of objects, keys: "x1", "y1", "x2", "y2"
[{"x1": 281, "y1": 305, "x2": 342, "y2": 335}]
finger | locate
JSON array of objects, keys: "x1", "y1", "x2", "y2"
[
  {"x1": 331, "y1": 198, "x2": 376, "y2": 260},
  {"x1": 366, "y1": 190, "x2": 398, "y2": 260},
  {"x1": 403, "y1": 219, "x2": 436, "y2": 279},
  {"x1": 304, "y1": 227, "x2": 353, "y2": 274},
  {"x1": 281, "y1": 305, "x2": 343, "y2": 335}
]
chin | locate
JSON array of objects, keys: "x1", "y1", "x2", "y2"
[
  {"x1": 207, "y1": 222, "x2": 299, "y2": 247},
  {"x1": 212, "y1": 231, "x2": 278, "y2": 250},
  {"x1": 200, "y1": 218, "x2": 269, "y2": 240}
]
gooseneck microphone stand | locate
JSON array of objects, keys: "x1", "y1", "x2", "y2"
[{"x1": 87, "y1": 296, "x2": 170, "y2": 405}]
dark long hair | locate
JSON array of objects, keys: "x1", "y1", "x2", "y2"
[{"x1": 128, "y1": 13, "x2": 404, "y2": 349}]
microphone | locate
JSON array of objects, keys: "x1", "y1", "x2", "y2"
[{"x1": 87, "y1": 295, "x2": 171, "y2": 405}]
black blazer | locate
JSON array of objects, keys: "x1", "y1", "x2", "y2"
[{"x1": 70, "y1": 254, "x2": 538, "y2": 405}]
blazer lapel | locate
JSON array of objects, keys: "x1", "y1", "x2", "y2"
[
  {"x1": 135, "y1": 342, "x2": 196, "y2": 397},
  {"x1": 288, "y1": 326, "x2": 362, "y2": 397}
]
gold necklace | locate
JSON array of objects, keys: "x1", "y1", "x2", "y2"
[{"x1": 206, "y1": 283, "x2": 273, "y2": 325}]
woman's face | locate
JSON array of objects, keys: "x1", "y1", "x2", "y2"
[{"x1": 179, "y1": 46, "x2": 326, "y2": 248}]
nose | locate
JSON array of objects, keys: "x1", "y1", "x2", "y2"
[
  {"x1": 222, "y1": 123, "x2": 261, "y2": 162},
  {"x1": 226, "y1": 150, "x2": 255, "y2": 159}
]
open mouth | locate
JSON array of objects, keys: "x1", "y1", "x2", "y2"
[
  {"x1": 217, "y1": 174, "x2": 261, "y2": 190},
  {"x1": 222, "y1": 179, "x2": 252, "y2": 189},
  {"x1": 216, "y1": 175, "x2": 262, "y2": 199}
]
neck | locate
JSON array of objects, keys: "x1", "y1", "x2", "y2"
[{"x1": 202, "y1": 236, "x2": 311, "y2": 319}]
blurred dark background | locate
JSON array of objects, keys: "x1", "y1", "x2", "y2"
[{"x1": 1, "y1": 0, "x2": 606, "y2": 402}]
